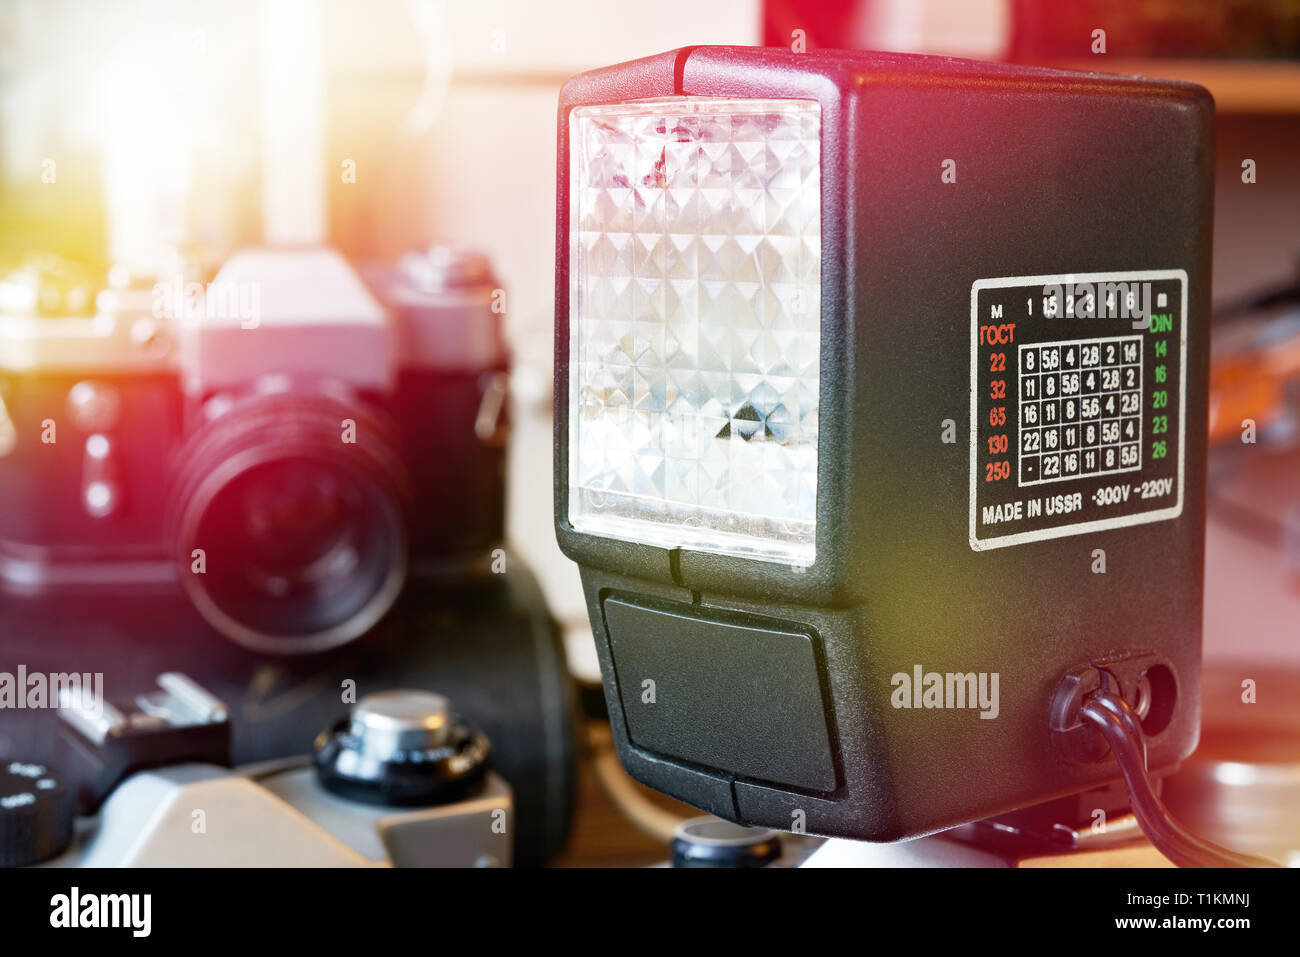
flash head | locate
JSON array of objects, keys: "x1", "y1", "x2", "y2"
[{"x1": 554, "y1": 46, "x2": 1213, "y2": 841}]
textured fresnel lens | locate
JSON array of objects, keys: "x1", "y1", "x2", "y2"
[{"x1": 568, "y1": 97, "x2": 822, "y2": 565}]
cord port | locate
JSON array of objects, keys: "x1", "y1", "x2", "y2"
[
  {"x1": 1138, "y1": 663, "x2": 1177, "y2": 736},
  {"x1": 1051, "y1": 654, "x2": 1179, "y2": 763}
]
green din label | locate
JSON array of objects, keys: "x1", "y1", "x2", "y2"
[{"x1": 969, "y1": 271, "x2": 1187, "y2": 551}]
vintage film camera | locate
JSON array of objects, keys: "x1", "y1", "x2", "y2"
[
  {"x1": 0, "y1": 246, "x2": 509, "y2": 655},
  {"x1": 0, "y1": 249, "x2": 579, "y2": 864}
]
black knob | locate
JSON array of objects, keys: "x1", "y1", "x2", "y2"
[
  {"x1": 0, "y1": 760, "x2": 75, "y2": 867},
  {"x1": 313, "y1": 690, "x2": 491, "y2": 807},
  {"x1": 671, "y1": 816, "x2": 782, "y2": 868}
]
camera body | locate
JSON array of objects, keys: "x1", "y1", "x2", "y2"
[
  {"x1": 1, "y1": 676, "x2": 513, "y2": 868},
  {"x1": 0, "y1": 246, "x2": 508, "y2": 653},
  {"x1": 554, "y1": 47, "x2": 1214, "y2": 841}
]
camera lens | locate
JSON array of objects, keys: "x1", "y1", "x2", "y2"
[
  {"x1": 172, "y1": 391, "x2": 408, "y2": 654},
  {"x1": 199, "y1": 457, "x2": 392, "y2": 634}
]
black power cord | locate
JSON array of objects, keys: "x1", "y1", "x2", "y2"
[{"x1": 1079, "y1": 689, "x2": 1281, "y2": 868}]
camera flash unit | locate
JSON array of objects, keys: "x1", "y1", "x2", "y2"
[{"x1": 554, "y1": 47, "x2": 1213, "y2": 842}]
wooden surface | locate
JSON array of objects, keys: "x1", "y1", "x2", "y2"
[
  {"x1": 1020, "y1": 846, "x2": 1175, "y2": 867},
  {"x1": 547, "y1": 728, "x2": 1182, "y2": 868},
  {"x1": 550, "y1": 742, "x2": 695, "y2": 868}
]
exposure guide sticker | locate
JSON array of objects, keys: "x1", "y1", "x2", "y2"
[{"x1": 969, "y1": 270, "x2": 1188, "y2": 551}]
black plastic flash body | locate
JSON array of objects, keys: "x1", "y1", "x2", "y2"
[{"x1": 555, "y1": 46, "x2": 1214, "y2": 841}]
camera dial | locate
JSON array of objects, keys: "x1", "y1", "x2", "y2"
[
  {"x1": 0, "y1": 761, "x2": 75, "y2": 867},
  {"x1": 313, "y1": 690, "x2": 492, "y2": 807}
]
